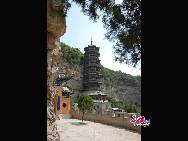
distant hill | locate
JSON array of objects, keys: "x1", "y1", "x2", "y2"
[
  {"x1": 60, "y1": 43, "x2": 141, "y2": 106},
  {"x1": 101, "y1": 66, "x2": 141, "y2": 106}
]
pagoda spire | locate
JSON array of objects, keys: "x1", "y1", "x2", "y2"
[{"x1": 91, "y1": 37, "x2": 93, "y2": 45}]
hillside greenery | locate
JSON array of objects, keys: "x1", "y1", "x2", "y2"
[
  {"x1": 61, "y1": 42, "x2": 141, "y2": 112},
  {"x1": 61, "y1": 43, "x2": 84, "y2": 65},
  {"x1": 61, "y1": 42, "x2": 140, "y2": 88},
  {"x1": 101, "y1": 66, "x2": 141, "y2": 88},
  {"x1": 107, "y1": 97, "x2": 141, "y2": 113}
]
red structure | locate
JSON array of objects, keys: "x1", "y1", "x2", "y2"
[{"x1": 55, "y1": 86, "x2": 72, "y2": 115}]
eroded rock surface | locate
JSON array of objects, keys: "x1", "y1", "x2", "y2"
[{"x1": 47, "y1": 0, "x2": 67, "y2": 140}]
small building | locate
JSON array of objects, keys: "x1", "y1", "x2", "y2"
[
  {"x1": 54, "y1": 72, "x2": 73, "y2": 118},
  {"x1": 88, "y1": 91, "x2": 108, "y2": 102},
  {"x1": 88, "y1": 91, "x2": 111, "y2": 114},
  {"x1": 111, "y1": 108, "x2": 126, "y2": 117},
  {"x1": 55, "y1": 86, "x2": 72, "y2": 116}
]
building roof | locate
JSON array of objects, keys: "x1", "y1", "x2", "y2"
[
  {"x1": 112, "y1": 108, "x2": 119, "y2": 111},
  {"x1": 88, "y1": 91, "x2": 107, "y2": 96},
  {"x1": 62, "y1": 87, "x2": 71, "y2": 92}
]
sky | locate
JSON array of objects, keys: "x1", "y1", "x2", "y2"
[{"x1": 60, "y1": 3, "x2": 141, "y2": 76}]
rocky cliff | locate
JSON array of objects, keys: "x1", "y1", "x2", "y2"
[
  {"x1": 65, "y1": 64, "x2": 141, "y2": 105},
  {"x1": 101, "y1": 67, "x2": 141, "y2": 105},
  {"x1": 47, "y1": 0, "x2": 67, "y2": 141},
  {"x1": 47, "y1": 0, "x2": 141, "y2": 139},
  {"x1": 60, "y1": 43, "x2": 141, "y2": 106}
]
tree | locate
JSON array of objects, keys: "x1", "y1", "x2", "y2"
[
  {"x1": 107, "y1": 96, "x2": 141, "y2": 113},
  {"x1": 77, "y1": 94, "x2": 94, "y2": 122},
  {"x1": 63, "y1": 0, "x2": 141, "y2": 67},
  {"x1": 124, "y1": 101, "x2": 139, "y2": 113},
  {"x1": 50, "y1": 0, "x2": 141, "y2": 65},
  {"x1": 52, "y1": 0, "x2": 141, "y2": 67},
  {"x1": 61, "y1": 43, "x2": 84, "y2": 65}
]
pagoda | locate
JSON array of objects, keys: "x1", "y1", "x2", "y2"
[{"x1": 83, "y1": 40, "x2": 102, "y2": 91}]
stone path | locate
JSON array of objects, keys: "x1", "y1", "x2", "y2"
[{"x1": 56, "y1": 118, "x2": 141, "y2": 141}]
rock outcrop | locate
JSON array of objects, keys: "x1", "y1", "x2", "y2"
[
  {"x1": 60, "y1": 60, "x2": 141, "y2": 105},
  {"x1": 47, "y1": 0, "x2": 66, "y2": 140}
]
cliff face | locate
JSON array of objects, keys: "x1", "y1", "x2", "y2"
[
  {"x1": 61, "y1": 61, "x2": 141, "y2": 105},
  {"x1": 47, "y1": 0, "x2": 66, "y2": 141},
  {"x1": 102, "y1": 82, "x2": 141, "y2": 105},
  {"x1": 60, "y1": 43, "x2": 141, "y2": 105},
  {"x1": 62, "y1": 62, "x2": 83, "y2": 96},
  {"x1": 101, "y1": 67, "x2": 141, "y2": 105}
]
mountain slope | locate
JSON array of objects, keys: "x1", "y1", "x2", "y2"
[{"x1": 60, "y1": 43, "x2": 141, "y2": 105}]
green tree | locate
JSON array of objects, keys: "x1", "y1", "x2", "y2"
[
  {"x1": 124, "y1": 101, "x2": 139, "y2": 113},
  {"x1": 58, "y1": 0, "x2": 141, "y2": 67},
  {"x1": 107, "y1": 96, "x2": 141, "y2": 113},
  {"x1": 77, "y1": 94, "x2": 94, "y2": 122},
  {"x1": 73, "y1": 0, "x2": 141, "y2": 66}
]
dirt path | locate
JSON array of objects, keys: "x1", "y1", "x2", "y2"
[{"x1": 56, "y1": 118, "x2": 141, "y2": 141}]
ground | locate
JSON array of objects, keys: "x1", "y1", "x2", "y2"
[{"x1": 56, "y1": 118, "x2": 141, "y2": 141}]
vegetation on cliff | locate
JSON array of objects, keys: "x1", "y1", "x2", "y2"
[
  {"x1": 107, "y1": 97, "x2": 141, "y2": 113},
  {"x1": 61, "y1": 43, "x2": 84, "y2": 65},
  {"x1": 101, "y1": 66, "x2": 141, "y2": 113},
  {"x1": 61, "y1": 43, "x2": 140, "y2": 89},
  {"x1": 101, "y1": 66, "x2": 141, "y2": 88},
  {"x1": 60, "y1": 42, "x2": 141, "y2": 112}
]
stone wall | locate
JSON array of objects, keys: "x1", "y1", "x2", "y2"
[{"x1": 72, "y1": 112, "x2": 141, "y2": 133}]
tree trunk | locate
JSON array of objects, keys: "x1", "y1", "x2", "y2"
[{"x1": 82, "y1": 111, "x2": 85, "y2": 122}]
